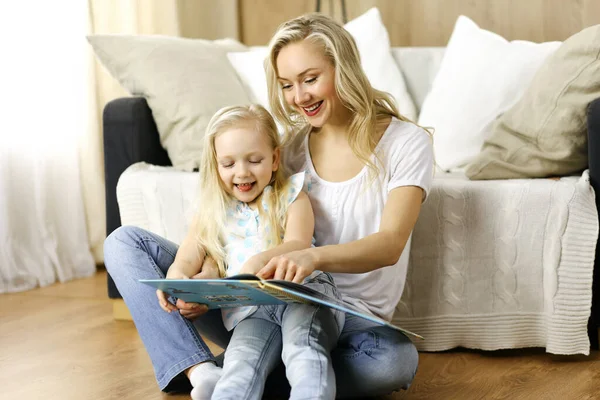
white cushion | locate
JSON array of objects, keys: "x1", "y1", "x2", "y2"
[
  {"x1": 227, "y1": 7, "x2": 417, "y2": 121},
  {"x1": 227, "y1": 47, "x2": 270, "y2": 109},
  {"x1": 391, "y1": 47, "x2": 445, "y2": 113},
  {"x1": 88, "y1": 35, "x2": 251, "y2": 171},
  {"x1": 417, "y1": 16, "x2": 561, "y2": 171}
]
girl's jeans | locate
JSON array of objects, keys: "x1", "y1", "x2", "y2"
[
  {"x1": 213, "y1": 272, "x2": 344, "y2": 400},
  {"x1": 104, "y1": 226, "x2": 419, "y2": 398}
]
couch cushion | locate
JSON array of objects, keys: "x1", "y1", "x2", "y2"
[
  {"x1": 465, "y1": 24, "x2": 600, "y2": 180},
  {"x1": 88, "y1": 35, "x2": 250, "y2": 171},
  {"x1": 417, "y1": 15, "x2": 561, "y2": 171},
  {"x1": 390, "y1": 47, "x2": 445, "y2": 114}
]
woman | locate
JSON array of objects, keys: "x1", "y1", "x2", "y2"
[{"x1": 104, "y1": 11, "x2": 433, "y2": 399}]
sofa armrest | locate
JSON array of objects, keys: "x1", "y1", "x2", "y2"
[
  {"x1": 587, "y1": 96, "x2": 600, "y2": 349},
  {"x1": 103, "y1": 97, "x2": 171, "y2": 298},
  {"x1": 103, "y1": 97, "x2": 171, "y2": 236}
]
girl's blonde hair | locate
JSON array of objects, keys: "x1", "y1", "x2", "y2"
[
  {"x1": 194, "y1": 104, "x2": 292, "y2": 277},
  {"x1": 265, "y1": 13, "x2": 432, "y2": 180}
]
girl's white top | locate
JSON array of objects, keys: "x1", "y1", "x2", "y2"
[
  {"x1": 284, "y1": 117, "x2": 434, "y2": 321},
  {"x1": 221, "y1": 172, "x2": 307, "y2": 330}
]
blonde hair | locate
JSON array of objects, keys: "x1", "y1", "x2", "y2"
[
  {"x1": 194, "y1": 104, "x2": 292, "y2": 277},
  {"x1": 265, "y1": 12, "x2": 432, "y2": 180}
]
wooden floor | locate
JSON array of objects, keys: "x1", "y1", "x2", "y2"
[{"x1": 2, "y1": 270, "x2": 600, "y2": 400}]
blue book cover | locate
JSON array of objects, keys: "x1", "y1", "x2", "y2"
[{"x1": 140, "y1": 274, "x2": 423, "y2": 341}]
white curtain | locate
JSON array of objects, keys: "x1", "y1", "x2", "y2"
[{"x1": 0, "y1": 2, "x2": 95, "y2": 292}]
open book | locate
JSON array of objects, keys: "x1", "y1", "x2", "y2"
[{"x1": 140, "y1": 274, "x2": 423, "y2": 340}]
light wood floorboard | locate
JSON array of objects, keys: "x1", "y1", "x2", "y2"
[{"x1": 2, "y1": 270, "x2": 599, "y2": 399}]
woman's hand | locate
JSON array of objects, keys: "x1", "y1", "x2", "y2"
[
  {"x1": 257, "y1": 249, "x2": 318, "y2": 283},
  {"x1": 156, "y1": 257, "x2": 220, "y2": 319}
]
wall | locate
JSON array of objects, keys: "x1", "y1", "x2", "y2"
[{"x1": 240, "y1": 0, "x2": 600, "y2": 46}]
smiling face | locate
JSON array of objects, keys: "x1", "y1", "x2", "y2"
[
  {"x1": 214, "y1": 123, "x2": 280, "y2": 206},
  {"x1": 276, "y1": 40, "x2": 348, "y2": 129}
]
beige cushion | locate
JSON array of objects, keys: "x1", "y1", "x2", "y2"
[
  {"x1": 465, "y1": 24, "x2": 600, "y2": 180},
  {"x1": 88, "y1": 35, "x2": 250, "y2": 171}
]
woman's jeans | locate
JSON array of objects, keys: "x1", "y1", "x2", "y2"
[
  {"x1": 104, "y1": 226, "x2": 419, "y2": 397},
  {"x1": 214, "y1": 272, "x2": 344, "y2": 400}
]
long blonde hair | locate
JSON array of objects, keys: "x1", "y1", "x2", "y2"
[{"x1": 194, "y1": 104, "x2": 292, "y2": 277}]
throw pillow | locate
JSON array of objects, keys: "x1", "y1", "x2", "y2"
[
  {"x1": 417, "y1": 16, "x2": 562, "y2": 171},
  {"x1": 227, "y1": 47, "x2": 270, "y2": 110},
  {"x1": 465, "y1": 24, "x2": 600, "y2": 180},
  {"x1": 88, "y1": 35, "x2": 251, "y2": 171},
  {"x1": 226, "y1": 7, "x2": 417, "y2": 121}
]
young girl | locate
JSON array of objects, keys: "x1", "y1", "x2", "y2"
[
  {"x1": 159, "y1": 104, "x2": 344, "y2": 400},
  {"x1": 104, "y1": 10, "x2": 433, "y2": 399}
]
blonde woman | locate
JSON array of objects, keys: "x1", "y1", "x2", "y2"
[
  {"x1": 104, "y1": 11, "x2": 433, "y2": 399},
  {"x1": 105, "y1": 104, "x2": 344, "y2": 400},
  {"x1": 258, "y1": 12, "x2": 434, "y2": 396}
]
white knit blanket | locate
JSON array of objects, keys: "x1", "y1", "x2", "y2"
[
  {"x1": 116, "y1": 163, "x2": 597, "y2": 355},
  {"x1": 394, "y1": 171, "x2": 597, "y2": 355}
]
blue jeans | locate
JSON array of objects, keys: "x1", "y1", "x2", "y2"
[
  {"x1": 104, "y1": 226, "x2": 419, "y2": 397},
  {"x1": 214, "y1": 273, "x2": 344, "y2": 400}
]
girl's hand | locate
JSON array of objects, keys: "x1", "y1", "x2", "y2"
[
  {"x1": 172, "y1": 299, "x2": 208, "y2": 320},
  {"x1": 175, "y1": 257, "x2": 220, "y2": 319},
  {"x1": 156, "y1": 267, "x2": 192, "y2": 314},
  {"x1": 156, "y1": 257, "x2": 219, "y2": 319},
  {"x1": 257, "y1": 249, "x2": 318, "y2": 284},
  {"x1": 192, "y1": 256, "x2": 221, "y2": 279}
]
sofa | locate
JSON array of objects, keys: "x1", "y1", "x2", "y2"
[
  {"x1": 91, "y1": 6, "x2": 600, "y2": 355},
  {"x1": 102, "y1": 39, "x2": 600, "y2": 355}
]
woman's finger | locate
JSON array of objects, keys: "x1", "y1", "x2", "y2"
[
  {"x1": 257, "y1": 259, "x2": 277, "y2": 279},
  {"x1": 284, "y1": 264, "x2": 296, "y2": 282},
  {"x1": 292, "y1": 270, "x2": 306, "y2": 284},
  {"x1": 273, "y1": 260, "x2": 288, "y2": 281}
]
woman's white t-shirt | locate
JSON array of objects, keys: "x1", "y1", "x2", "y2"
[{"x1": 285, "y1": 117, "x2": 434, "y2": 321}]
